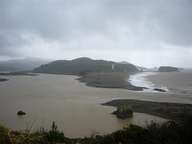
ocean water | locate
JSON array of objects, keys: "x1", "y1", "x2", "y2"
[
  {"x1": 0, "y1": 74, "x2": 167, "y2": 137},
  {"x1": 147, "y1": 70, "x2": 192, "y2": 95},
  {"x1": 129, "y1": 72, "x2": 168, "y2": 92}
]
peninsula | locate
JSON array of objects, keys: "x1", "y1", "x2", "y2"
[{"x1": 33, "y1": 57, "x2": 144, "y2": 90}]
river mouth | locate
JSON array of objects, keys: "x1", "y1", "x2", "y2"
[
  {"x1": 129, "y1": 72, "x2": 168, "y2": 93},
  {"x1": 0, "y1": 73, "x2": 168, "y2": 138}
]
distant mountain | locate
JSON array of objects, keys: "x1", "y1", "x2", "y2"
[
  {"x1": 33, "y1": 57, "x2": 139, "y2": 75},
  {"x1": 158, "y1": 66, "x2": 179, "y2": 72},
  {"x1": 0, "y1": 58, "x2": 50, "y2": 72},
  {"x1": 118, "y1": 61, "x2": 131, "y2": 64}
]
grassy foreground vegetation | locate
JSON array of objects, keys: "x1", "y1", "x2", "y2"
[{"x1": 1, "y1": 114, "x2": 192, "y2": 144}]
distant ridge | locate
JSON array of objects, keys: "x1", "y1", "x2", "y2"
[
  {"x1": 158, "y1": 66, "x2": 179, "y2": 72},
  {"x1": 0, "y1": 58, "x2": 50, "y2": 72},
  {"x1": 33, "y1": 57, "x2": 139, "y2": 75}
]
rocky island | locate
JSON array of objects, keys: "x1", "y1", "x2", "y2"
[{"x1": 158, "y1": 66, "x2": 179, "y2": 72}]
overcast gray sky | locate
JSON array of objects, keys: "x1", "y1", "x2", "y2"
[{"x1": 0, "y1": 0, "x2": 192, "y2": 67}]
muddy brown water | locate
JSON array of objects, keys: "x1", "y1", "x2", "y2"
[{"x1": 0, "y1": 72, "x2": 191, "y2": 137}]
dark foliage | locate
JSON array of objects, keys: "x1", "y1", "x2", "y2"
[
  {"x1": 33, "y1": 57, "x2": 138, "y2": 75},
  {"x1": 1, "y1": 115, "x2": 192, "y2": 144}
]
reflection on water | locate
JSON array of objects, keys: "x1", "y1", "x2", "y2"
[
  {"x1": 0, "y1": 74, "x2": 166, "y2": 137},
  {"x1": 129, "y1": 72, "x2": 168, "y2": 92}
]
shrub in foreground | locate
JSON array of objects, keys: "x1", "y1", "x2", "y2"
[{"x1": 1, "y1": 115, "x2": 192, "y2": 144}]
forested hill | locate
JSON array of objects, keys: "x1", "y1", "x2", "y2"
[{"x1": 33, "y1": 57, "x2": 139, "y2": 75}]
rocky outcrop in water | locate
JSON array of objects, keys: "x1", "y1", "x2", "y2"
[
  {"x1": 17, "y1": 110, "x2": 26, "y2": 116},
  {"x1": 158, "y1": 66, "x2": 179, "y2": 72},
  {"x1": 153, "y1": 88, "x2": 167, "y2": 92},
  {"x1": 113, "y1": 105, "x2": 133, "y2": 119}
]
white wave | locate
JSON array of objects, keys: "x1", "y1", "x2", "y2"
[{"x1": 129, "y1": 72, "x2": 168, "y2": 92}]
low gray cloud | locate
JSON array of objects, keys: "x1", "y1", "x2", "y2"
[{"x1": 0, "y1": 0, "x2": 192, "y2": 67}]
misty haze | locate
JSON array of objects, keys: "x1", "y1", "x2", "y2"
[{"x1": 0, "y1": 0, "x2": 192, "y2": 144}]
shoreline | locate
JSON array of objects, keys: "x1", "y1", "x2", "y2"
[
  {"x1": 0, "y1": 72, "x2": 38, "y2": 76},
  {"x1": 77, "y1": 71, "x2": 168, "y2": 92},
  {"x1": 128, "y1": 72, "x2": 168, "y2": 92},
  {"x1": 77, "y1": 72, "x2": 144, "y2": 91},
  {"x1": 1, "y1": 71, "x2": 192, "y2": 141},
  {"x1": 0, "y1": 78, "x2": 8, "y2": 82},
  {"x1": 31, "y1": 71, "x2": 169, "y2": 92},
  {"x1": 103, "y1": 99, "x2": 192, "y2": 120}
]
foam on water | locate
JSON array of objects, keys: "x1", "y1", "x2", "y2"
[{"x1": 129, "y1": 72, "x2": 168, "y2": 92}]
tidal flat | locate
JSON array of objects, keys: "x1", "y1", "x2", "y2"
[{"x1": 0, "y1": 71, "x2": 192, "y2": 137}]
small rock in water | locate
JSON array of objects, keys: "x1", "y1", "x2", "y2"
[
  {"x1": 154, "y1": 88, "x2": 166, "y2": 92},
  {"x1": 17, "y1": 110, "x2": 26, "y2": 116}
]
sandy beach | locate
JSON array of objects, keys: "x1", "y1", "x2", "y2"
[{"x1": 78, "y1": 72, "x2": 144, "y2": 91}]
